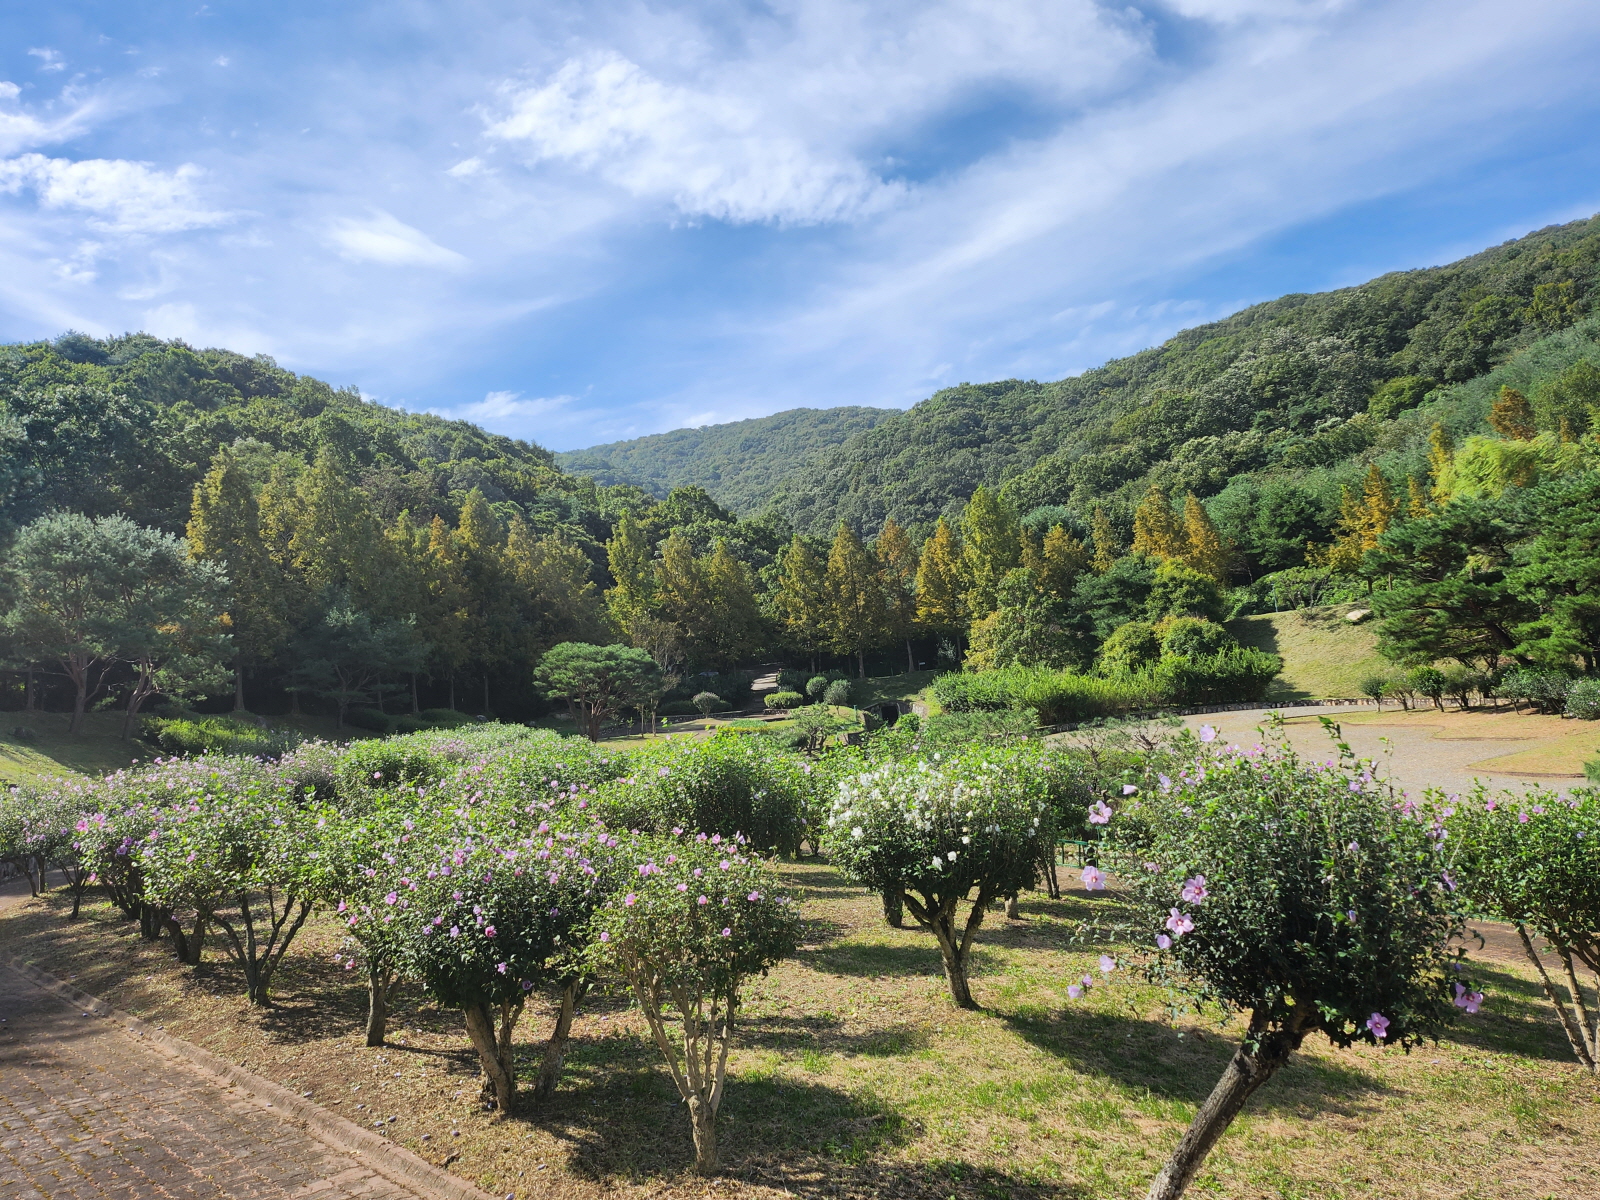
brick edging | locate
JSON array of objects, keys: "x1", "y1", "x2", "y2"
[{"x1": 0, "y1": 950, "x2": 499, "y2": 1200}]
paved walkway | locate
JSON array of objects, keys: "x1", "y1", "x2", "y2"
[{"x1": 0, "y1": 881, "x2": 431, "y2": 1200}]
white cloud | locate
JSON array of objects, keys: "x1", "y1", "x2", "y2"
[
  {"x1": 327, "y1": 209, "x2": 467, "y2": 267},
  {"x1": 0, "y1": 153, "x2": 230, "y2": 233},
  {"x1": 447, "y1": 156, "x2": 484, "y2": 177},
  {"x1": 28, "y1": 48, "x2": 65, "y2": 73},
  {"x1": 0, "y1": 84, "x2": 102, "y2": 156},
  {"x1": 429, "y1": 390, "x2": 576, "y2": 436},
  {"x1": 486, "y1": 51, "x2": 904, "y2": 224}
]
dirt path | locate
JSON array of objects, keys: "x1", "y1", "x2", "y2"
[{"x1": 1178, "y1": 703, "x2": 1591, "y2": 798}]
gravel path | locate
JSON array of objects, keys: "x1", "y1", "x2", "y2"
[
  {"x1": 0, "y1": 880, "x2": 433, "y2": 1200},
  {"x1": 1177, "y1": 703, "x2": 1584, "y2": 798}
]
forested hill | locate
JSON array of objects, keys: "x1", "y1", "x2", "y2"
[
  {"x1": 613, "y1": 214, "x2": 1600, "y2": 536},
  {"x1": 556, "y1": 405, "x2": 894, "y2": 511},
  {"x1": 0, "y1": 332, "x2": 609, "y2": 548}
]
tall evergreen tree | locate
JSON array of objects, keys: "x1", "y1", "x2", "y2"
[
  {"x1": 1428, "y1": 422, "x2": 1455, "y2": 502},
  {"x1": 961, "y1": 486, "x2": 1021, "y2": 619},
  {"x1": 505, "y1": 515, "x2": 609, "y2": 658},
  {"x1": 186, "y1": 447, "x2": 287, "y2": 710},
  {"x1": 770, "y1": 535, "x2": 830, "y2": 671},
  {"x1": 1090, "y1": 505, "x2": 1120, "y2": 573},
  {"x1": 455, "y1": 489, "x2": 515, "y2": 713},
  {"x1": 1131, "y1": 485, "x2": 1187, "y2": 561},
  {"x1": 915, "y1": 518, "x2": 967, "y2": 645},
  {"x1": 424, "y1": 515, "x2": 471, "y2": 710},
  {"x1": 1488, "y1": 386, "x2": 1537, "y2": 440},
  {"x1": 876, "y1": 517, "x2": 921, "y2": 673},
  {"x1": 704, "y1": 539, "x2": 765, "y2": 669},
  {"x1": 1038, "y1": 524, "x2": 1089, "y2": 602},
  {"x1": 605, "y1": 511, "x2": 657, "y2": 640},
  {"x1": 1180, "y1": 494, "x2": 1230, "y2": 581},
  {"x1": 824, "y1": 523, "x2": 888, "y2": 679}
]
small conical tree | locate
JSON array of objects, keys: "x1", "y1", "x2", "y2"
[
  {"x1": 1427, "y1": 422, "x2": 1454, "y2": 502},
  {"x1": 1132, "y1": 485, "x2": 1186, "y2": 561},
  {"x1": 875, "y1": 518, "x2": 921, "y2": 673},
  {"x1": 1090, "y1": 505, "x2": 1120, "y2": 573},
  {"x1": 1179, "y1": 494, "x2": 1230, "y2": 581},
  {"x1": 1488, "y1": 386, "x2": 1537, "y2": 441},
  {"x1": 960, "y1": 486, "x2": 1021, "y2": 619},
  {"x1": 770, "y1": 535, "x2": 829, "y2": 671},
  {"x1": 824, "y1": 523, "x2": 889, "y2": 679}
]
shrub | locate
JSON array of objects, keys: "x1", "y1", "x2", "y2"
[
  {"x1": 394, "y1": 820, "x2": 609, "y2": 1111},
  {"x1": 659, "y1": 700, "x2": 699, "y2": 716},
  {"x1": 1443, "y1": 784, "x2": 1600, "y2": 1070},
  {"x1": 764, "y1": 690, "x2": 804, "y2": 710},
  {"x1": 143, "y1": 716, "x2": 300, "y2": 758},
  {"x1": 826, "y1": 750, "x2": 1056, "y2": 1007},
  {"x1": 1568, "y1": 678, "x2": 1600, "y2": 720},
  {"x1": 692, "y1": 692, "x2": 723, "y2": 716},
  {"x1": 1147, "y1": 648, "x2": 1281, "y2": 707},
  {"x1": 1158, "y1": 617, "x2": 1237, "y2": 660},
  {"x1": 1441, "y1": 665, "x2": 1488, "y2": 710},
  {"x1": 1359, "y1": 673, "x2": 1390, "y2": 707},
  {"x1": 599, "y1": 734, "x2": 808, "y2": 855},
  {"x1": 1146, "y1": 559, "x2": 1227, "y2": 623},
  {"x1": 587, "y1": 832, "x2": 801, "y2": 1173},
  {"x1": 344, "y1": 707, "x2": 392, "y2": 733},
  {"x1": 419, "y1": 708, "x2": 476, "y2": 728},
  {"x1": 822, "y1": 679, "x2": 854, "y2": 707},
  {"x1": 1408, "y1": 666, "x2": 1448, "y2": 710},
  {"x1": 777, "y1": 669, "x2": 808, "y2": 692},
  {"x1": 333, "y1": 723, "x2": 542, "y2": 802},
  {"x1": 1099, "y1": 621, "x2": 1161, "y2": 674},
  {"x1": 805, "y1": 675, "x2": 830, "y2": 701},
  {"x1": 1495, "y1": 668, "x2": 1572, "y2": 714},
  {"x1": 788, "y1": 705, "x2": 836, "y2": 754},
  {"x1": 1107, "y1": 733, "x2": 1467, "y2": 1198}
]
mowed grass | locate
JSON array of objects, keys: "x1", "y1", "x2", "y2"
[
  {"x1": 3, "y1": 862, "x2": 1594, "y2": 1200},
  {"x1": 1228, "y1": 609, "x2": 1390, "y2": 702},
  {"x1": 0, "y1": 710, "x2": 371, "y2": 788}
]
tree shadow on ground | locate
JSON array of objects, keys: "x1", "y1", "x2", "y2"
[
  {"x1": 1433, "y1": 960, "x2": 1580, "y2": 1064},
  {"x1": 1002, "y1": 1006, "x2": 1386, "y2": 1118},
  {"x1": 737, "y1": 1010, "x2": 934, "y2": 1057},
  {"x1": 522, "y1": 1034, "x2": 1086, "y2": 1200},
  {"x1": 796, "y1": 937, "x2": 945, "y2": 978}
]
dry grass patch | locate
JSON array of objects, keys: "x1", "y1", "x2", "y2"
[
  {"x1": 2, "y1": 861, "x2": 1596, "y2": 1199},
  {"x1": 1228, "y1": 610, "x2": 1387, "y2": 702}
]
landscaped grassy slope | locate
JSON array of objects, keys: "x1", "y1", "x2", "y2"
[
  {"x1": 556, "y1": 406, "x2": 895, "y2": 511},
  {"x1": 3, "y1": 863, "x2": 1588, "y2": 1199},
  {"x1": 1227, "y1": 608, "x2": 1388, "y2": 701}
]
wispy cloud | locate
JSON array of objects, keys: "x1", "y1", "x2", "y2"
[
  {"x1": 327, "y1": 209, "x2": 467, "y2": 268},
  {"x1": 27, "y1": 48, "x2": 65, "y2": 73}
]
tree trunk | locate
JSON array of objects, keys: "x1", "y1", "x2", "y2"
[
  {"x1": 411, "y1": 673, "x2": 419, "y2": 714},
  {"x1": 906, "y1": 638, "x2": 916, "y2": 673},
  {"x1": 1519, "y1": 924, "x2": 1596, "y2": 1071},
  {"x1": 1145, "y1": 1014, "x2": 1308, "y2": 1200},
  {"x1": 449, "y1": 674, "x2": 456, "y2": 711},
  {"x1": 857, "y1": 649, "x2": 865, "y2": 679},
  {"x1": 482, "y1": 675, "x2": 490, "y2": 716},
  {"x1": 24, "y1": 666, "x2": 34, "y2": 713},
  {"x1": 688, "y1": 1094, "x2": 719, "y2": 1175},
  {"x1": 165, "y1": 913, "x2": 207, "y2": 966},
  {"x1": 881, "y1": 888, "x2": 904, "y2": 928},
  {"x1": 234, "y1": 656, "x2": 247, "y2": 712},
  {"x1": 1006, "y1": 894, "x2": 1020, "y2": 920},
  {"x1": 532, "y1": 980, "x2": 583, "y2": 1103},
  {"x1": 70, "y1": 674, "x2": 88, "y2": 735},
  {"x1": 463, "y1": 1001, "x2": 517, "y2": 1113},
  {"x1": 366, "y1": 959, "x2": 395, "y2": 1047}
]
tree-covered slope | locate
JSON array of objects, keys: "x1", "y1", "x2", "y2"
[
  {"x1": 0, "y1": 332, "x2": 609, "y2": 548},
  {"x1": 556, "y1": 405, "x2": 894, "y2": 511},
  {"x1": 759, "y1": 214, "x2": 1600, "y2": 536}
]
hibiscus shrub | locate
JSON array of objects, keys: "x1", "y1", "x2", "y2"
[
  {"x1": 1443, "y1": 784, "x2": 1600, "y2": 1071},
  {"x1": 825, "y1": 749, "x2": 1056, "y2": 1008},
  {"x1": 1107, "y1": 725, "x2": 1468, "y2": 1200},
  {"x1": 393, "y1": 817, "x2": 609, "y2": 1112},
  {"x1": 588, "y1": 831, "x2": 801, "y2": 1174}
]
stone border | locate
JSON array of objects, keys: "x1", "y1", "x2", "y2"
[{"x1": 0, "y1": 950, "x2": 499, "y2": 1200}]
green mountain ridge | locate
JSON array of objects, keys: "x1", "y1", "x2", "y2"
[
  {"x1": 564, "y1": 214, "x2": 1600, "y2": 539},
  {"x1": 555, "y1": 405, "x2": 895, "y2": 512}
]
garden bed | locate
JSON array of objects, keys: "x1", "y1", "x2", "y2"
[{"x1": 1, "y1": 863, "x2": 1593, "y2": 1200}]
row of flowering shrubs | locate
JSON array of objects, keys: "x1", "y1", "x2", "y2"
[{"x1": 3, "y1": 717, "x2": 1594, "y2": 1198}]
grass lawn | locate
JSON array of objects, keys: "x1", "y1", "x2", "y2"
[
  {"x1": 2, "y1": 863, "x2": 1591, "y2": 1200},
  {"x1": 0, "y1": 710, "x2": 370, "y2": 788},
  {"x1": 1228, "y1": 609, "x2": 1389, "y2": 702}
]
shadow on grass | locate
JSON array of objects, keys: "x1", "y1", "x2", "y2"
[
  {"x1": 796, "y1": 938, "x2": 945, "y2": 978},
  {"x1": 1002, "y1": 1006, "x2": 1386, "y2": 1118},
  {"x1": 1435, "y1": 960, "x2": 1580, "y2": 1064},
  {"x1": 523, "y1": 1032, "x2": 1087, "y2": 1199}
]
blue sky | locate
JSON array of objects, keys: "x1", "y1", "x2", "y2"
[{"x1": 3, "y1": 1, "x2": 1600, "y2": 452}]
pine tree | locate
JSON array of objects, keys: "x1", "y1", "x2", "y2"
[
  {"x1": 770, "y1": 535, "x2": 829, "y2": 671},
  {"x1": 875, "y1": 517, "x2": 921, "y2": 673},
  {"x1": 287, "y1": 450, "x2": 383, "y2": 599},
  {"x1": 1329, "y1": 464, "x2": 1400, "y2": 571},
  {"x1": 961, "y1": 486, "x2": 1021, "y2": 619},
  {"x1": 1090, "y1": 505, "x2": 1119, "y2": 573},
  {"x1": 604, "y1": 511, "x2": 656, "y2": 639},
  {"x1": 915, "y1": 518, "x2": 967, "y2": 640},
  {"x1": 1428, "y1": 422, "x2": 1455, "y2": 502},
  {"x1": 1488, "y1": 386, "x2": 1537, "y2": 440},
  {"x1": 186, "y1": 447, "x2": 287, "y2": 710},
  {"x1": 1180, "y1": 494, "x2": 1230, "y2": 581},
  {"x1": 704, "y1": 539, "x2": 765, "y2": 669},
  {"x1": 1039, "y1": 524, "x2": 1090, "y2": 602},
  {"x1": 505, "y1": 515, "x2": 608, "y2": 658},
  {"x1": 1131, "y1": 485, "x2": 1187, "y2": 561},
  {"x1": 1407, "y1": 476, "x2": 1430, "y2": 519},
  {"x1": 455, "y1": 489, "x2": 515, "y2": 714},
  {"x1": 824, "y1": 523, "x2": 888, "y2": 678},
  {"x1": 423, "y1": 516, "x2": 471, "y2": 710},
  {"x1": 381, "y1": 511, "x2": 434, "y2": 712}
]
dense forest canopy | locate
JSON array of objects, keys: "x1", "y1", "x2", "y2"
[{"x1": 555, "y1": 405, "x2": 894, "y2": 512}]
